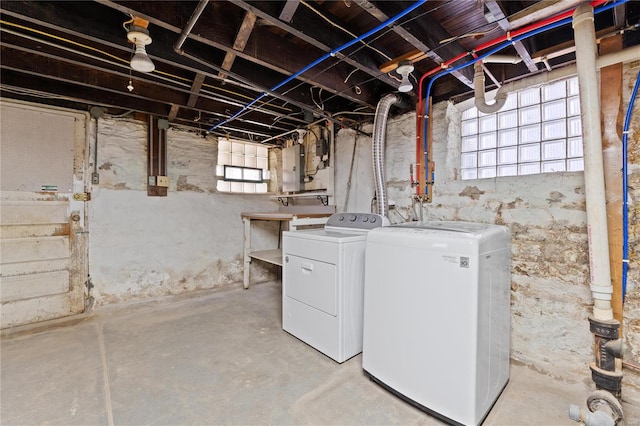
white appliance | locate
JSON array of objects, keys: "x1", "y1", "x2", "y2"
[
  {"x1": 282, "y1": 212, "x2": 388, "y2": 363},
  {"x1": 362, "y1": 221, "x2": 511, "y2": 426}
]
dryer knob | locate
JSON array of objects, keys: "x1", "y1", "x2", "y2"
[
  {"x1": 338, "y1": 215, "x2": 345, "y2": 221},
  {"x1": 370, "y1": 217, "x2": 377, "y2": 223},
  {"x1": 362, "y1": 216, "x2": 369, "y2": 223},
  {"x1": 349, "y1": 215, "x2": 357, "y2": 222}
]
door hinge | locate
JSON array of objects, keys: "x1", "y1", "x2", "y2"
[{"x1": 73, "y1": 192, "x2": 92, "y2": 201}]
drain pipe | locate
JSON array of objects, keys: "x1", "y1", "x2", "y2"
[
  {"x1": 571, "y1": 4, "x2": 623, "y2": 423},
  {"x1": 372, "y1": 93, "x2": 404, "y2": 218},
  {"x1": 471, "y1": 49, "x2": 640, "y2": 116},
  {"x1": 474, "y1": 62, "x2": 507, "y2": 114}
]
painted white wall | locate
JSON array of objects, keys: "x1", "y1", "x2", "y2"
[{"x1": 89, "y1": 118, "x2": 279, "y2": 304}]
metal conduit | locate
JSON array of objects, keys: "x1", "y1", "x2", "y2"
[{"x1": 173, "y1": 0, "x2": 209, "y2": 54}]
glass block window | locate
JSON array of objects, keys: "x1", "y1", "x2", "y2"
[
  {"x1": 216, "y1": 139, "x2": 269, "y2": 193},
  {"x1": 460, "y1": 76, "x2": 583, "y2": 179}
]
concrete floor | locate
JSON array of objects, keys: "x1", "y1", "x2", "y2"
[{"x1": 1, "y1": 281, "x2": 635, "y2": 425}]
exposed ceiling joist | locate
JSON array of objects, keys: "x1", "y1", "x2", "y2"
[
  {"x1": 353, "y1": 0, "x2": 474, "y2": 88},
  {"x1": 1, "y1": 0, "x2": 636, "y2": 142},
  {"x1": 231, "y1": 0, "x2": 400, "y2": 90},
  {"x1": 168, "y1": 72, "x2": 206, "y2": 121},
  {"x1": 218, "y1": 11, "x2": 257, "y2": 80},
  {"x1": 279, "y1": 0, "x2": 301, "y2": 23},
  {"x1": 508, "y1": 0, "x2": 583, "y2": 30},
  {"x1": 96, "y1": 0, "x2": 378, "y2": 108},
  {"x1": 484, "y1": 0, "x2": 538, "y2": 72}
]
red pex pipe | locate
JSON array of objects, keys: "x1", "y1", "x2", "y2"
[{"x1": 414, "y1": 0, "x2": 608, "y2": 195}]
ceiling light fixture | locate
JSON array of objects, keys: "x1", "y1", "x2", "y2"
[
  {"x1": 396, "y1": 60, "x2": 414, "y2": 93},
  {"x1": 126, "y1": 17, "x2": 155, "y2": 73}
]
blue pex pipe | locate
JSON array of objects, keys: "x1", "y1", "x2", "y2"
[
  {"x1": 210, "y1": 0, "x2": 428, "y2": 132},
  {"x1": 622, "y1": 69, "x2": 640, "y2": 302},
  {"x1": 421, "y1": 0, "x2": 629, "y2": 194}
]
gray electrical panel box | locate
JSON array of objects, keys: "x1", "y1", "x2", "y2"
[{"x1": 283, "y1": 144, "x2": 303, "y2": 192}]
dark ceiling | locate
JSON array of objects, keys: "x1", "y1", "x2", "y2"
[{"x1": 1, "y1": 1, "x2": 638, "y2": 143}]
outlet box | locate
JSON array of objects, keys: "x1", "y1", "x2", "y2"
[
  {"x1": 156, "y1": 176, "x2": 169, "y2": 187},
  {"x1": 91, "y1": 172, "x2": 100, "y2": 185}
]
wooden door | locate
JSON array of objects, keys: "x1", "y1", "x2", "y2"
[{"x1": 0, "y1": 100, "x2": 88, "y2": 328}]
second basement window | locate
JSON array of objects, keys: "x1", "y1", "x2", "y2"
[{"x1": 216, "y1": 139, "x2": 269, "y2": 193}]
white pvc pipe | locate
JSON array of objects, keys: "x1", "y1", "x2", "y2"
[
  {"x1": 474, "y1": 62, "x2": 508, "y2": 114},
  {"x1": 462, "y1": 45, "x2": 640, "y2": 114},
  {"x1": 573, "y1": 4, "x2": 613, "y2": 321}
]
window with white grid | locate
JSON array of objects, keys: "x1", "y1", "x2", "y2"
[
  {"x1": 216, "y1": 139, "x2": 269, "y2": 193},
  {"x1": 460, "y1": 76, "x2": 584, "y2": 180}
]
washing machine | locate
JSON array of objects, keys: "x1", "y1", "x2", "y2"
[
  {"x1": 362, "y1": 221, "x2": 511, "y2": 426},
  {"x1": 282, "y1": 212, "x2": 388, "y2": 363}
]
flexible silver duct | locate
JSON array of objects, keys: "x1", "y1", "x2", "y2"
[{"x1": 372, "y1": 93, "x2": 402, "y2": 218}]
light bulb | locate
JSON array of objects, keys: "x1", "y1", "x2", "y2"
[
  {"x1": 127, "y1": 29, "x2": 155, "y2": 73},
  {"x1": 130, "y1": 42, "x2": 155, "y2": 73},
  {"x1": 395, "y1": 60, "x2": 414, "y2": 93},
  {"x1": 398, "y1": 76, "x2": 413, "y2": 92},
  {"x1": 127, "y1": 80, "x2": 134, "y2": 92}
]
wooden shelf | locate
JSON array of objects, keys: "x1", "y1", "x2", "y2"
[{"x1": 248, "y1": 249, "x2": 282, "y2": 267}]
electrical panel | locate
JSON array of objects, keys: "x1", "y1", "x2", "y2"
[{"x1": 283, "y1": 144, "x2": 303, "y2": 192}]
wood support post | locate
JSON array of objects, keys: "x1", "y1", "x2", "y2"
[{"x1": 600, "y1": 35, "x2": 624, "y2": 329}]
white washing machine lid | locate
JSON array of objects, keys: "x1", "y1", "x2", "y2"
[
  {"x1": 367, "y1": 221, "x2": 509, "y2": 246},
  {"x1": 392, "y1": 220, "x2": 502, "y2": 235}
]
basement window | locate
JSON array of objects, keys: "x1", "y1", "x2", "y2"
[
  {"x1": 460, "y1": 76, "x2": 583, "y2": 180},
  {"x1": 216, "y1": 139, "x2": 269, "y2": 193}
]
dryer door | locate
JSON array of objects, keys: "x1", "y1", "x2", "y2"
[{"x1": 284, "y1": 255, "x2": 337, "y2": 316}]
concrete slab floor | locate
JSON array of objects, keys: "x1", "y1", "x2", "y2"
[{"x1": 1, "y1": 281, "x2": 638, "y2": 426}]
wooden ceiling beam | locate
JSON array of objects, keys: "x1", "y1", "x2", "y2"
[
  {"x1": 508, "y1": 0, "x2": 583, "y2": 30},
  {"x1": 232, "y1": 0, "x2": 400, "y2": 89},
  {"x1": 353, "y1": 0, "x2": 474, "y2": 88},
  {"x1": 279, "y1": 0, "x2": 301, "y2": 23},
  {"x1": 168, "y1": 72, "x2": 206, "y2": 121},
  {"x1": 0, "y1": 44, "x2": 294, "y2": 131},
  {"x1": 218, "y1": 11, "x2": 257, "y2": 80},
  {"x1": 484, "y1": 0, "x2": 538, "y2": 73},
  {"x1": 98, "y1": 0, "x2": 378, "y2": 108}
]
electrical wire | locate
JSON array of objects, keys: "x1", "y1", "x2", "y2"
[
  {"x1": 439, "y1": 24, "x2": 501, "y2": 44},
  {"x1": 197, "y1": 2, "x2": 448, "y2": 128},
  {"x1": 209, "y1": 0, "x2": 428, "y2": 132},
  {"x1": 310, "y1": 87, "x2": 325, "y2": 110},
  {"x1": 253, "y1": 2, "x2": 458, "y2": 113},
  {"x1": 0, "y1": 19, "x2": 130, "y2": 65},
  {"x1": 0, "y1": 19, "x2": 295, "y2": 116},
  {"x1": 2, "y1": 29, "x2": 299, "y2": 127},
  {"x1": 300, "y1": 0, "x2": 393, "y2": 61}
]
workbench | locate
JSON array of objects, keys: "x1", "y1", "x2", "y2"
[{"x1": 241, "y1": 210, "x2": 333, "y2": 289}]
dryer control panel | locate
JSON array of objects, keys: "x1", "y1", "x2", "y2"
[{"x1": 325, "y1": 213, "x2": 389, "y2": 230}]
